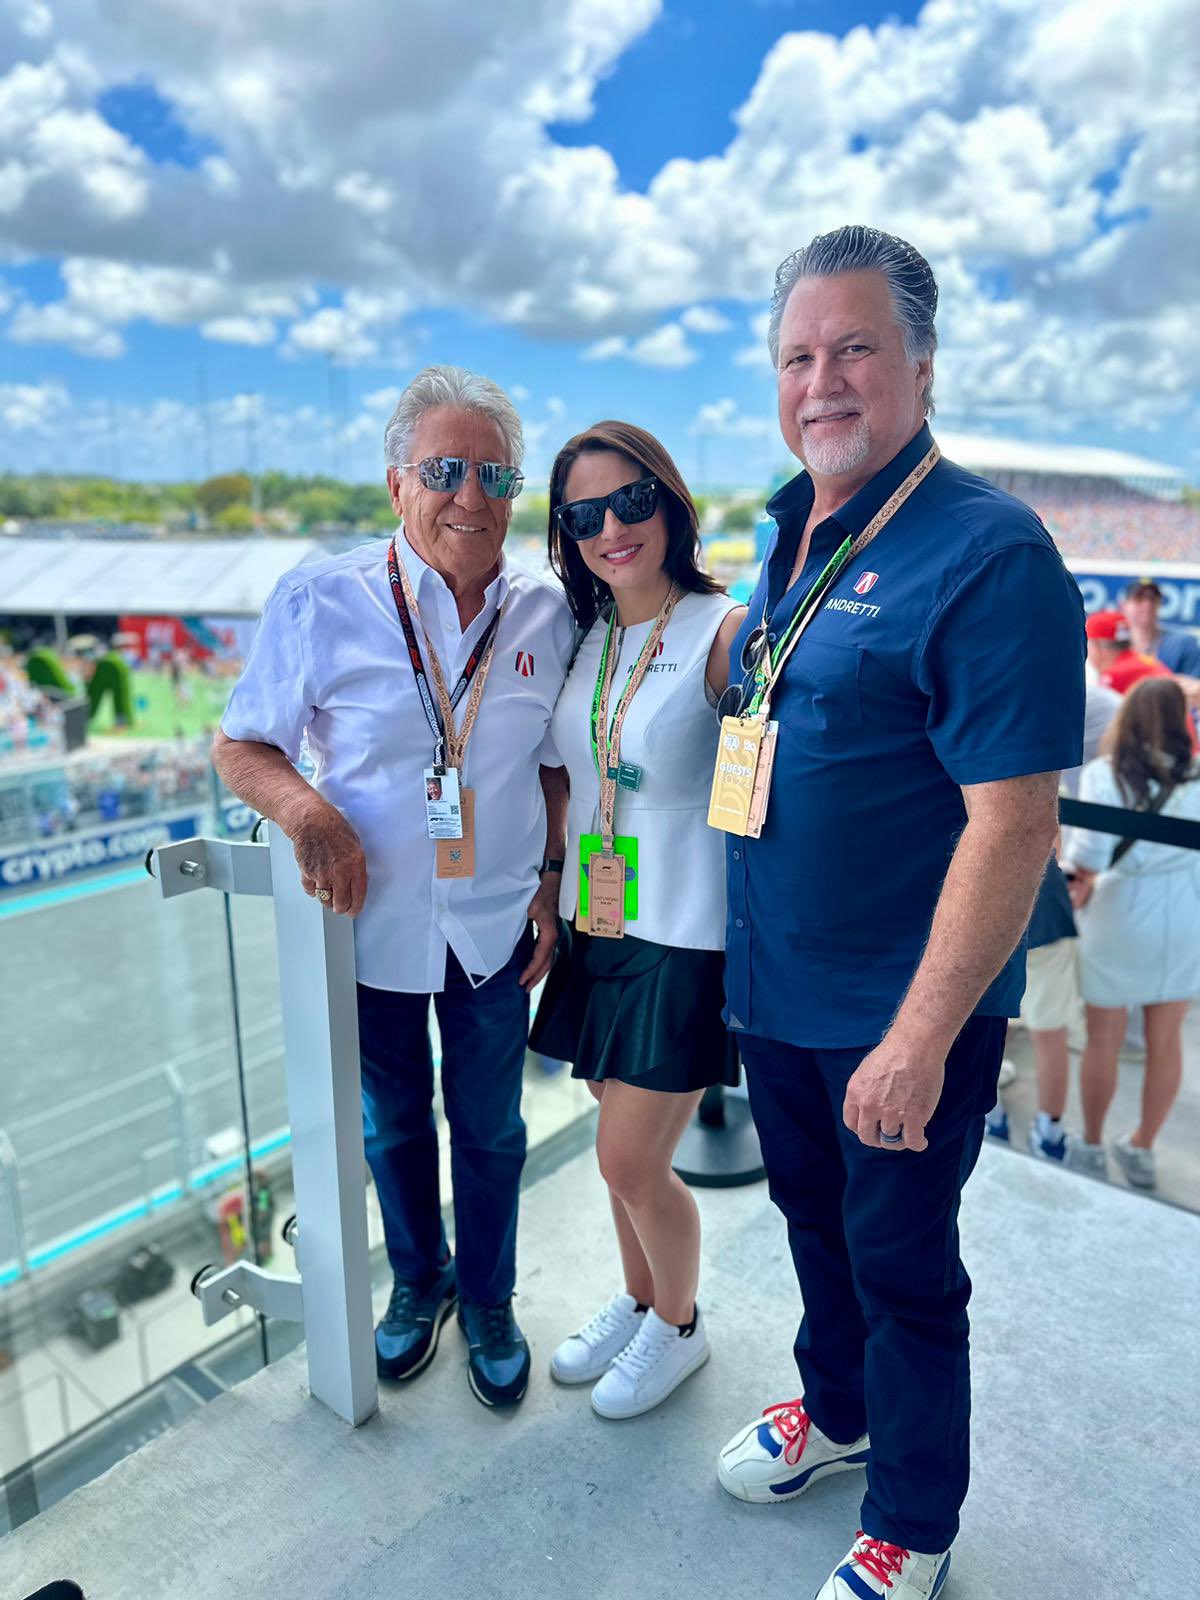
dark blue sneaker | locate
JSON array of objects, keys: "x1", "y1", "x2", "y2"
[
  {"x1": 458, "y1": 1297, "x2": 530, "y2": 1407},
  {"x1": 375, "y1": 1260, "x2": 457, "y2": 1380},
  {"x1": 984, "y1": 1106, "x2": 1010, "y2": 1142}
]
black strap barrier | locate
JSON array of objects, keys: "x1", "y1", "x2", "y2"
[{"x1": 1059, "y1": 797, "x2": 1200, "y2": 852}]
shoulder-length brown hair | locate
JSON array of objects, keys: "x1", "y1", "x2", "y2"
[
  {"x1": 1101, "y1": 676, "x2": 1197, "y2": 807},
  {"x1": 547, "y1": 420, "x2": 724, "y2": 629}
]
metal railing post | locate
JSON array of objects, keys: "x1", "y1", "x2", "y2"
[
  {"x1": 146, "y1": 831, "x2": 377, "y2": 1428},
  {"x1": 266, "y1": 823, "x2": 377, "y2": 1426}
]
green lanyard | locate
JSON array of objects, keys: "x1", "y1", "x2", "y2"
[
  {"x1": 745, "y1": 534, "x2": 852, "y2": 716},
  {"x1": 589, "y1": 591, "x2": 678, "y2": 789}
]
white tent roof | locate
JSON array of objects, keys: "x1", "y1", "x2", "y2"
[
  {"x1": 937, "y1": 431, "x2": 1185, "y2": 486},
  {"x1": 0, "y1": 537, "x2": 320, "y2": 617}
]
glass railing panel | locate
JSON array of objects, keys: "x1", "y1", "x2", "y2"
[{"x1": 0, "y1": 867, "x2": 265, "y2": 1523}]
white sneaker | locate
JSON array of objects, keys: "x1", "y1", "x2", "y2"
[
  {"x1": 549, "y1": 1291, "x2": 644, "y2": 1385},
  {"x1": 1112, "y1": 1134, "x2": 1156, "y2": 1189},
  {"x1": 717, "y1": 1395, "x2": 869, "y2": 1504},
  {"x1": 590, "y1": 1306, "x2": 709, "y2": 1419},
  {"x1": 816, "y1": 1534, "x2": 951, "y2": 1599},
  {"x1": 1065, "y1": 1137, "x2": 1108, "y2": 1180}
]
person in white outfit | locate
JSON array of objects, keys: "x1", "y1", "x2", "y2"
[
  {"x1": 1061, "y1": 676, "x2": 1200, "y2": 1188},
  {"x1": 530, "y1": 420, "x2": 745, "y2": 1419}
]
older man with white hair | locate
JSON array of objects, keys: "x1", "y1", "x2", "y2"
[
  {"x1": 710, "y1": 228, "x2": 1086, "y2": 1597},
  {"x1": 214, "y1": 366, "x2": 574, "y2": 1408}
]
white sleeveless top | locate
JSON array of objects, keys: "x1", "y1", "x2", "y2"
[{"x1": 553, "y1": 589, "x2": 741, "y2": 952}]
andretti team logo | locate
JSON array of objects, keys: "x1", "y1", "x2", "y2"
[
  {"x1": 514, "y1": 651, "x2": 535, "y2": 677},
  {"x1": 854, "y1": 571, "x2": 880, "y2": 596}
]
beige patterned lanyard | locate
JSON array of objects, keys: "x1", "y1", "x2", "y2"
[
  {"x1": 593, "y1": 583, "x2": 681, "y2": 851},
  {"x1": 391, "y1": 547, "x2": 503, "y2": 771}
]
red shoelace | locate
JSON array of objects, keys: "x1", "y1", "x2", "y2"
[
  {"x1": 852, "y1": 1534, "x2": 910, "y2": 1588},
  {"x1": 762, "y1": 1397, "x2": 812, "y2": 1466}
]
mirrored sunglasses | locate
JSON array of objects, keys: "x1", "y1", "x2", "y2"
[
  {"x1": 554, "y1": 475, "x2": 660, "y2": 542},
  {"x1": 402, "y1": 456, "x2": 524, "y2": 501}
]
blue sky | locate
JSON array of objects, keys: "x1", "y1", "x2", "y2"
[{"x1": 0, "y1": 0, "x2": 1195, "y2": 487}]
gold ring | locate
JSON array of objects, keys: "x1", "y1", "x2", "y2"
[{"x1": 315, "y1": 887, "x2": 332, "y2": 903}]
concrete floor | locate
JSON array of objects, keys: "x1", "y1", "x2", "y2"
[{"x1": 2, "y1": 1140, "x2": 1196, "y2": 1600}]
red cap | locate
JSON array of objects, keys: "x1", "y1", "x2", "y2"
[{"x1": 1085, "y1": 610, "x2": 1131, "y2": 643}]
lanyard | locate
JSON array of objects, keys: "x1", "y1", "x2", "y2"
[
  {"x1": 592, "y1": 584, "x2": 680, "y2": 851},
  {"x1": 746, "y1": 443, "x2": 939, "y2": 718},
  {"x1": 387, "y1": 540, "x2": 503, "y2": 770}
]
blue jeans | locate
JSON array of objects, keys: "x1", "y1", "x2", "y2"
[
  {"x1": 356, "y1": 928, "x2": 532, "y2": 1306},
  {"x1": 739, "y1": 1015, "x2": 1006, "y2": 1554}
]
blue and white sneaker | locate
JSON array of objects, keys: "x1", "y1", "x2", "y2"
[
  {"x1": 717, "y1": 1396, "x2": 869, "y2": 1504},
  {"x1": 983, "y1": 1106, "x2": 1009, "y2": 1143},
  {"x1": 1027, "y1": 1120, "x2": 1067, "y2": 1162},
  {"x1": 816, "y1": 1533, "x2": 951, "y2": 1599}
]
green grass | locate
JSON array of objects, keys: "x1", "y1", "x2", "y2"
[{"x1": 89, "y1": 670, "x2": 232, "y2": 739}]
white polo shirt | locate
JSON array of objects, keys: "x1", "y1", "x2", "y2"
[{"x1": 221, "y1": 534, "x2": 575, "y2": 992}]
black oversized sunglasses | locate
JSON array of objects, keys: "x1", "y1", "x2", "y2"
[
  {"x1": 554, "y1": 475, "x2": 660, "y2": 542},
  {"x1": 401, "y1": 456, "x2": 524, "y2": 501}
]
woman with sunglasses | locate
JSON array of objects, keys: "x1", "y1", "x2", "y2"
[{"x1": 531, "y1": 420, "x2": 746, "y2": 1419}]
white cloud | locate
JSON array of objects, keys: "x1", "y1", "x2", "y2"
[
  {"x1": 733, "y1": 311, "x2": 773, "y2": 370},
  {"x1": 5, "y1": 258, "x2": 308, "y2": 355},
  {"x1": 362, "y1": 385, "x2": 402, "y2": 412},
  {"x1": 691, "y1": 398, "x2": 773, "y2": 439},
  {"x1": 200, "y1": 315, "x2": 277, "y2": 346},
  {"x1": 583, "y1": 320, "x2": 698, "y2": 368},
  {"x1": 545, "y1": 395, "x2": 566, "y2": 418},
  {"x1": 0, "y1": 378, "x2": 68, "y2": 431},
  {"x1": 334, "y1": 170, "x2": 392, "y2": 216},
  {"x1": 0, "y1": 56, "x2": 148, "y2": 228},
  {"x1": 8, "y1": 298, "x2": 124, "y2": 356},
  {"x1": 680, "y1": 305, "x2": 731, "y2": 334},
  {"x1": 582, "y1": 335, "x2": 626, "y2": 362},
  {"x1": 0, "y1": 0, "x2": 1194, "y2": 438},
  {"x1": 282, "y1": 288, "x2": 409, "y2": 364}
]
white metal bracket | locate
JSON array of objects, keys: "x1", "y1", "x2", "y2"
[
  {"x1": 192, "y1": 1260, "x2": 304, "y2": 1326},
  {"x1": 148, "y1": 835, "x2": 274, "y2": 898}
]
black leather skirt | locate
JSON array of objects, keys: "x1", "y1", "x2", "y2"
[{"x1": 530, "y1": 921, "x2": 740, "y2": 1094}]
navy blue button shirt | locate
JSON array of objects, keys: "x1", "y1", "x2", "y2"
[
  {"x1": 724, "y1": 423, "x2": 1086, "y2": 1049},
  {"x1": 1155, "y1": 628, "x2": 1200, "y2": 677}
]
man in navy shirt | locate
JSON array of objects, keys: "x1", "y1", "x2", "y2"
[
  {"x1": 1122, "y1": 577, "x2": 1200, "y2": 681},
  {"x1": 714, "y1": 227, "x2": 1085, "y2": 1600}
]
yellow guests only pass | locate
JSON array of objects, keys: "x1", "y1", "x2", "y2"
[{"x1": 708, "y1": 716, "x2": 778, "y2": 838}]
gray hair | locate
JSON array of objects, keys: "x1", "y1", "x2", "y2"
[
  {"x1": 767, "y1": 225, "x2": 939, "y2": 415},
  {"x1": 383, "y1": 364, "x2": 524, "y2": 469}
]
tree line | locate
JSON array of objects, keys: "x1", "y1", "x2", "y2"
[{"x1": 0, "y1": 472, "x2": 765, "y2": 536}]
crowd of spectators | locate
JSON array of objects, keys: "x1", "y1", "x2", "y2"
[
  {"x1": 0, "y1": 651, "x2": 63, "y2": 759},
  {"x1": 0, "y1": 737, "x2": 213, "y2": 847},
  {"x1": 988, "y1": 581, "x2": 1199, "y2": 1191},
  {"x1": 1027, "y1": 484, "x2": 1200, "y2": 562}
]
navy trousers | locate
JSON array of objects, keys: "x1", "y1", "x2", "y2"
[
  {"x1": 739, "y1": 1015, "x2": 1006, "y2": 1553},
  {"x1": 356, "y1": 928, "x2": 533, "y2": 1307}
]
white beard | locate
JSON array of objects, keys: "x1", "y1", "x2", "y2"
[{"x1": 800, "y1": 415, "x2": 871, "y2": 477}]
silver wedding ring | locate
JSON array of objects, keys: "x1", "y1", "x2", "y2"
[
  {"x1": 879, "y1": 1126, "x2": 905, "y2": 1145},
  {"x1": 315, "y1": 887, "x2": 332, "y2": 903}
]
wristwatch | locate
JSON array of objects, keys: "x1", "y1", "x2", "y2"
[{"x1": 540, "y1": 857, "x2": 565, "y2": 875}]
